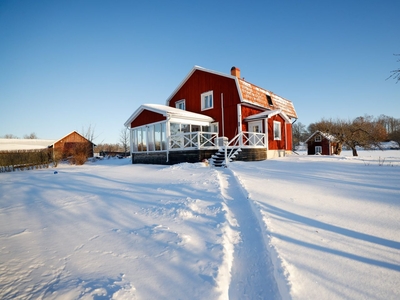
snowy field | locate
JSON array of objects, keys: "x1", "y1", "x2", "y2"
[{"x1": 0, "y1": 150, "x2": 399, "y2": 299}]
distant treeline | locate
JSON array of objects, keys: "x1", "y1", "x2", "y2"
[{"x1": 0, "y1": 149, "x2": 52, "y2": 172}]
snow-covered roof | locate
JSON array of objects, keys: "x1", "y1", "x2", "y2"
[
  {"x1": 237, "y1": 78, "x2": 297, "y2": 119},
  {"x1": 304, "y1": 131, "x2": 337, "y2": 143},
  {"x1": 124, "y1": 104, "x2": 215, "y2": 128},
  {"x1": 0, "y1": 138, "x2": 56, "y2": 151},
  {"x1": 243, "y1": 109, "x2": 291, "y2": 123}
]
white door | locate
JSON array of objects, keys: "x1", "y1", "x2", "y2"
[{"x1": 248, "y1": 121, "x2": 263, "y2": 145}]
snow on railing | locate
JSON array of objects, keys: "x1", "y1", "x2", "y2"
[
  {"x1": 169, "y1": 132, "x2": 219, "y2": 150},
  {"x1": 227, "y1": 131, "x2": 266, "y2": 148},
  {"x1": 168, "y1": 131, "x2": 265, "y2": 151}
]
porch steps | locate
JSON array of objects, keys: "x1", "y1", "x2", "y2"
[{"x1": 211, "y1": 147, "x2": 242, "y2": 167}]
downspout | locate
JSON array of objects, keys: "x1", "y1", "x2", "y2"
[
  {"x1": 237, "y1": 104, "x2": 242, "y2": 146},
  {"x1": 221, "y1": 93, "x2": 225, "y2": 137},
  {"x1": 291, "y1": 118, "x2": 297, "y2": 153},
  {"x1": 166, "y1": 115, "x2": 171, "y2": 163},
  {"x1": 265, "y1": 117, "x2": 269, "y2": 151}
]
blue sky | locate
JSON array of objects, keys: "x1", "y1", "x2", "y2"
[{"x1": 1, "y1": 0, "x2": 399, "y2": 143}]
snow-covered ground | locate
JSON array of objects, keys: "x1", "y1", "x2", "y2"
[{"x1": 1, "y1": 150, "x2": 399, "y2": 299}]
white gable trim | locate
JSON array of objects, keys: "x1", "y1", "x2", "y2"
[
  {"x1": 124, "y1": 104, "x2": 214, "y2": 128},
  {"x1": 165, "y1": 66, "x2": 238, "y2": 106},
  {"x1": 244, "y1": 109, "x2": 291, "y2": 123}
]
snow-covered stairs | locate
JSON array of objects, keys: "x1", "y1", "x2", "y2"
[{"x1": 211, "y1": 147, "x2": 242, "y2": 167}]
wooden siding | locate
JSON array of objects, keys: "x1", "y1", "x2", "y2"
[
  {"x1": 130, "y1": 110, "x2": 166, "y2": 128},
  {"x1": 169, "y1": 69, "x2": 241, "y2": 139},
  {"x1": 267, "y1": 115, "x2": 286, "y2": 150},
  {"x1": 53, "y1": 131, "x2": 94, "y2": 158}
]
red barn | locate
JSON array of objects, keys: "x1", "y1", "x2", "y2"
[
  {"x1": 50, "y1": 131, "x2": 95, "y2": 159},
  {"x1": 124, "y1": 66, "x2": 298, "y2": 166}
]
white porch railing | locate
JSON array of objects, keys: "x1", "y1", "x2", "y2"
[
  {"x1": 168, "y1": 131, "x2": 266, "y2": 151},
  {"x1": 169, "y1": 132, "x2": 219, "y2": 150},
  {"x1": 227, "y1": 131, "x2": 266, "y2": 148}
]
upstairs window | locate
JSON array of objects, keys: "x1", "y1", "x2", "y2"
[
  {"x1": 201, "y1": 91, "x2": 213, "y2": 110},
  {"x1": 266, "y1": 94, "x2": 274, "y2": 106},
  {"x1": 315, "y1": 135, "x2": 321, "y2": 142},
  {"x1": 175, "y1": 99, "x2": 185, "y2": 110},
  {"x1": 273, "y1": 121, "x2": 281, "y2": 140}
]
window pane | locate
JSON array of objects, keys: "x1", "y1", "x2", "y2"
[
  {"x1": 141, "y1": 128, "x2": 147, "y2": 151},
  {"x1": 148, "y1": 125, "x2": 155, "y2": 151},
  {"x1": 132, "y1": 129, "x2": 138, "y2": 152},
  {"x1": 161, "y1": 122, "x2": 167, "y2": 150},
  {"x1": 181, "y1": 124, "x2": 190, "y2": 133},
  {"x1": 154, "y1": 123, "x2": 161, "y2": 151},
  {"x1": 170, "y1": 123, "x2": 179, "y2": 136}
]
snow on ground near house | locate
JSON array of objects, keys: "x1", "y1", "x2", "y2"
[{"x1": 0, "y1": 150, "x2": 399, "y2": 299}]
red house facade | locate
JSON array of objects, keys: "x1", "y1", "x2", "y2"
[
  {"x1": 124, "y1": 66, "x2": 298, "y2": 166},
  {"x1": 305, "y1": 131, "x2": 338, "y2": 155}
]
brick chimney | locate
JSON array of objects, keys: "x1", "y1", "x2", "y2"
[{"x1": 231, "y1": 66, "x2": 240, "y2": 78}]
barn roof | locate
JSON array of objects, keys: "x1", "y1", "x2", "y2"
[
  {"x1": 51, "y1": 131, "x2": 95, "y2": 147},
  {"x1": 124, "y1": 104, "x2": 215, "y2": 128},
  {"x1": 304, "y1": 131, "x2": 337, "y2": 143},
  {"x1": 165, "y1": 66, "x2": 297, "y2": 119}
]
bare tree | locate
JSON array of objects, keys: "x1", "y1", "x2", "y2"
[
  {"x1": 292, "y1": 122, "x2": 307, "y2": 148},
  {"x1": 119, "y1": 128, "x2": 130, "y2": 156},
  {"x1": 389, "y1": 130, "x2": 400, "y2": 148},
  {"x1": 24, "y1": 132, "x2": 38, "y2": 139},
  {"x1": 311, "y1": 116, "x2": 387, "y2": 156},
  {"x1": 387, "y1": 54, "x2": 400, "y2": 83},
  {"x1": 3, "y1": 134, "x2": 19, "y2": 139},
  {"x1": 81, "y1": 125, "x2": 98, "y2": 143}
]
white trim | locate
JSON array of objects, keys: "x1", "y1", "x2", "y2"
[
  {"x1": 273, "y1": 121, "x2": 281, "y2": 140},
  {"x1": 165, "y1": 66, "x2": 237, "y2": 106},
  {"x1": 175, "y1": 99, "x2": 185, "y2": 110},
  {"x1": 201, "y1": 91, "x2": 214, "y2": 111},
  {"x1": 124, "y1": 104, "x2": 214, "y2": 128}
]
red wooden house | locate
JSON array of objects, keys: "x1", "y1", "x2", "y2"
[
  {"x1": 305, "y1": 131, "x2": 338, "y2": 155},
  {"x1": 124, "y1": 66, "x2": 298, "y2": 166}
]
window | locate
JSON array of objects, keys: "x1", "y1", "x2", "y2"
[
  {"x1": 266, "y1": 94, "x2": 274, "y2": 106},
  {"x1": 315, "y1": 135, "x2": 321, "y2": 142},
  {"x1": 176, "y1": 99, "x2": 185, "y2": 110},
  {"x1": 201, "y1": 91, "x2": 213, "y2": 110},
  {"x1": 132, "y1": 122, "x2": 167, "y2": 152},
  {"x1": 315, "y1": 146, "x2": 322, "y2": 154},
  {"x1": 273, "y1": 121, "x2": 281, "y2": 140}
]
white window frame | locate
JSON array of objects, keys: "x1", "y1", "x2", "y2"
[
  {"x1": 315, "y1": 146, "x2": 322, "y2": 154},
  {"x1": 315, "y1": 135, "x2": 321, "y2": 142},
  {"x1": 175, "y1": 99, "x2": 186, "y2": 110},
  {"x1": 201, "y1": 91, "x2": 213, "y2": 111},
  {"x1": 273, "y1": 121, "x2": 281, "y2": 140}
]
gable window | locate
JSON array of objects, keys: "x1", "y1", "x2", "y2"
[
  {"x1": 201, "y1": 91, "x2": 213, "y2": 111},
  {"x1": 273, "y1": 121, "x2": 281, "y2": 140},
  {"x1": 266, "y1": 94, "x2": 274, "y2": 106},
  {"x1": 176, "y1": 99, "x2": 185, "y2": 110},
  {"x1": 315, "y1": 135, "x2": 321, "y2": 142}
]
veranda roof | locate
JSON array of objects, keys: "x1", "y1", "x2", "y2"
[{"x1": 124, "y1": 104, "x2": 215, "y2": 128}]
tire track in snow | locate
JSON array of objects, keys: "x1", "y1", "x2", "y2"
[{"x1": 217, "y1": 168, "x2": 285, "y2": 300}]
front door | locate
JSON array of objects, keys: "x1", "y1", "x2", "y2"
[{"x1": 248, "y1": 121, "x2": 263, "y2": 145}]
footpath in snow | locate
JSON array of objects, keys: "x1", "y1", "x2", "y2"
[{"x1": 217, "y1": 168, "x2": 288, "y2": 300}]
